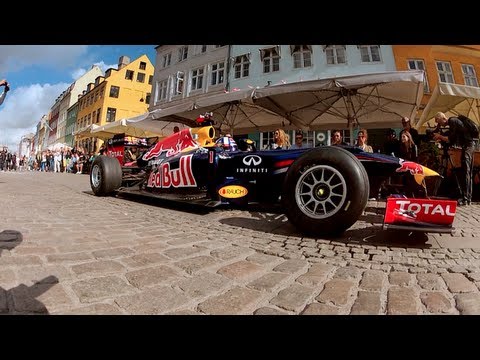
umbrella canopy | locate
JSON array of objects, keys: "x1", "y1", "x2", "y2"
[
  {"x1": 149, "y1": 88, "x2": 291, "y2": 135},
  {"x1": 253, "y1": 70, "x2": 425, "y2": 131},
  {"x1": 90, "y1": 118, "x2": 168, "y2": 140},
  {"x1": 73, "y1": 124, "x2": 99, "y2": 140},
  {"x1": 47, "y1": 142, "x2": 72, "y2": 151},
  {"x1": 145, "y1": 70, "x2": 424, "y2": 135},
  {"x1": 416, "y1": 82, "x2": 480, "y2": 131}
]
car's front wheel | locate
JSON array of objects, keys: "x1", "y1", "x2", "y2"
[
  {"x1": 282, "y1": 146, "x2": 369, "y2": 236},
  {"x1": 90, "y1": 155, "x2": 123, "y2": 196}
]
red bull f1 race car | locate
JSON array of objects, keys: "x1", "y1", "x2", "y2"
[{"x1": 90, "y1": 124, "x2": 457, "y2": 237}]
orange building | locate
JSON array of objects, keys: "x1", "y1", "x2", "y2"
[
  {"x1": 75, "y1": 54, "x2": 154, "y2": 152},
  {"x1": 392, "y1": 45, "x2": 480, "y2": 123}
]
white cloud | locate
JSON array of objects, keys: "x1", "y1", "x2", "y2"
[
  {"x1": 70, "y1": 68, "x2": 87, "y2": 80},
  {"x1": 0, "y1": 83, "x2": 70, "y2": 151},
  {"x1": 94, "y1": 61, "x2": 118, "y2": 74},
  {"x1": 0, "y1": 46, "x2": 89, "y2": 74},
  {"x1": 69, "y1": 61, "x2": 117, "y2": 82}
]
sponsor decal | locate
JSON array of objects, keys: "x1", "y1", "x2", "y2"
[
  {"x1": 316, "y1": 132, "x2": 326, "y2": 142},
  {"x1": 218, "y1": 185, "x2": 248, "y2": 199},
  {"x1": 146, "y1": 154, "x2": 196, "y2": 188},
  {"x1": 243, "y1": 155, "x2": 262, "y2": 166},
  {"x1": 237, "y1": 155, "x2": 268, "y2": 173},
  {"x1": 395, "y1": 160, "x2": 424, "y2": 175},
  {"x1": 384, "y1": 197, "x2": 457, "y2": 226},
  {"x1": 106, "y1": 150, "x2": 123, "y2": 158},
  {"x1": 395, "y1": 200, "x2": 455, "y2": 216},
  {"x1": 143, "y1": 129, "x2": 198, "y2": 161}
]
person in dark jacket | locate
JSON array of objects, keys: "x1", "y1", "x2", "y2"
[{"x1": 434, "y1": 112, "x2": 476, "y2": 206}]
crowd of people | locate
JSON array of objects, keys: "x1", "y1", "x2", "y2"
[{"x1": 20, "y1": 147, "x2": 96, "y2": 174}]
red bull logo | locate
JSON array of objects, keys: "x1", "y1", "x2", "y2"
[
  {"x1": 395, "y1": 160, "x2": 424, "y2": 175},
  {"x1": 143, "y1": 129, "x2": 198, "y2": 161},
  {"x1": 146, "y1": 154, "x2": 196, "y2": 188}
]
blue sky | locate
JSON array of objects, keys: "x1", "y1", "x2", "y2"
[{"x1": 0, "y1": 45, "x2": 156, "y2": 151}]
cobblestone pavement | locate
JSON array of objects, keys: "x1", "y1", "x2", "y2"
[{"x1": 1, "y1": 171, "x2": 480, "y2": 315}]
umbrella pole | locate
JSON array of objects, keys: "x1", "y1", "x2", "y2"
[{"x1": 349, "y1": 122, "x2": 354, "y2": 146}]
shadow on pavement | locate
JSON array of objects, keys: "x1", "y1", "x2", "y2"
[
  {"x1": 220, "y1": 213, "x2": 433, "y2": 248},
  {"x1": 0, "y1": 230, "x2": 59, "y2": 314},
  {"x1": 85, "y1": 190, "x2": 213, "y2": 215}
]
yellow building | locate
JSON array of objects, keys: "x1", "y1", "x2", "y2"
[
  {"x1": 75, "y1": 54, "x2": 154, "y2": 152},
  {"x1": 392, "y1": 45, "x2": 480, "y2": 122}
]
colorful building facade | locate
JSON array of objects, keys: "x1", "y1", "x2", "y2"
[
  {"x1": 392, "y1": 45, "x2": 480, "y2": 123},
  {"x1": 75, "y1": 55, "x2": 154, "y2": 152}
]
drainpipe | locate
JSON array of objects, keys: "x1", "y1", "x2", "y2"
[{"x1": 225, "y1": 45, "x2": 232, "y2": 92}]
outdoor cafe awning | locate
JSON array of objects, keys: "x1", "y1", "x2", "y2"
[{"x1": 417, "y1": 82, "x2": 480, "y2": 131}]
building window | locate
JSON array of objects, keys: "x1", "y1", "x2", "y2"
[
  {"x1": 261, "y1": 131, "x2": 275, "y2": 149},
  {"x1": 96, "y1": 109, "x2": 101, "y2": 124},
  {"x1": 139, "y1": 61, "x2": 146, "y2": 70},
  {"x1": 146, "y1": 93, "x2": 151, "y2": 104},
  {"x1": 196, "y1": 45, "x2": 207, "y2": 54},
  {"x1": 359, "y1": 45, "x2": 381, "y2": 62},
  {"x1": 408, "y1": 59, "x2": 430, "y2": 93},
  {"x1": 178, "y1": 46, "x2": 188, "y2": 62},
  {"x1": 125, "y1": 70, "x2": 134, "y2": 80},
  {"x1": 148, "y1": 75, "x2": 153, "y2": 85},
  {"x1": 210, "y1": 61, "x2": 225, "y2": 86},
  {"x1": 261, "y1": 47, "x2": 280, "y2": 73},
  {"x1": 234, "y1": 55, "x2": 250, "y2": 79},
  {"x1": 291, "y1": 45, "x2": 312, "y2": 68},
  {"x1": 191, "y1": 68, "x2": 204, "y2": 91},
  {"x1": 109, "y1": 85, "x2": 120, "y2": 98},
  {"x1": 325, "y1": 45, "x2": 346, "y2": 65},
  {"x1": 462, "y1": 64, "x2": 479, "y2": 87},
  {"x1": 436, "y1": 61, "x2": 454, "y2": 84},
  {"x1": 106, "y1": 107, "x2": 116, "y2": 123},
  {"x1": 173, "y1": 71, "x2": 185, "y2": 96},
  {"x1": 162, "y1": 53, "x2": 171, "y2": 68},
  {"x1": 156, "y1": 80, "x2": 168, "y2": 101},
  {"x1": 137, "y1": 72, "x2": 145, "y2": 83}
]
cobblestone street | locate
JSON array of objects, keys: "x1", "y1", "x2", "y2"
[{"x1": 1, "y1": 171, "x2": 480, "y2": 315}]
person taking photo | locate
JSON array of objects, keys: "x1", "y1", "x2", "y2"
[
  {"x1": 433, "y1": 111, "x2": 479, "y2": 206},
  {"x1": 0, "y1": 79, "x2": 10, "y2": 106}
]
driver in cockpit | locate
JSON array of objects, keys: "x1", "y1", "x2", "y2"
[{"x1": 215, "y1": 133, "x2": 238, "y2": 151}]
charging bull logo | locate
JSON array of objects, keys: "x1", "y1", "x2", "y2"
[
  {"x1": 395, "y1": 160, "x2": 424, "y2": 175},
  {"x1": 143, "y1": 129, "x2": 198, "y2": 161}
]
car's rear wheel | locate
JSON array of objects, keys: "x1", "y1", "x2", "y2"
[
  {"x1": 282, "y1": 147, "x2": 369, "y2": 236},
  {"x1": 90, "y1": 155, "x2": 122, "y2": 196}
]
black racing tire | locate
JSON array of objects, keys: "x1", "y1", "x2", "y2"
[
  {"x1": 282, "y1": 146, "x2": 369, "y2": 236},
  {"x1": 90, "y1": 155, "x2": 123, "y2": 196}
]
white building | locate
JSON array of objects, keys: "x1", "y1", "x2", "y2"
[
  {"x1": 150, "y1": 45, "x2": 229, "y2": 110},
  {"x1": 55, "y1": 65, "x2": 103, "y2": 145},
  {"x1": 149, "y1": 45, "x2": 398, "y2": 149}
]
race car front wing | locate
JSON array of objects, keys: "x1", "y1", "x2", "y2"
[{"x1": 383, "y1": 196, "x2": 457, "y2": 234}]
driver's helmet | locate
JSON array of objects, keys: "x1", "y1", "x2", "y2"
[{"x1": 215, "y1": 134, "x2": 238, "y2": 151}]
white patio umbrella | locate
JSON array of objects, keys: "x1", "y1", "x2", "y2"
[
  {"x1": 144, "y1": 71, "x2": 425, "y2": 136},
  {"x1": 416, "y1": 82, "x2": 480, "y2": 131},
  {"x1": 90, "y1": 118, "x2": 168, "y2": 140},
  {"x1": 253, "y1": 70, "x2": 425, "y2": 131},
  {"x1": 72, "y1": 124, "x2": 99, "y2": 140}
]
